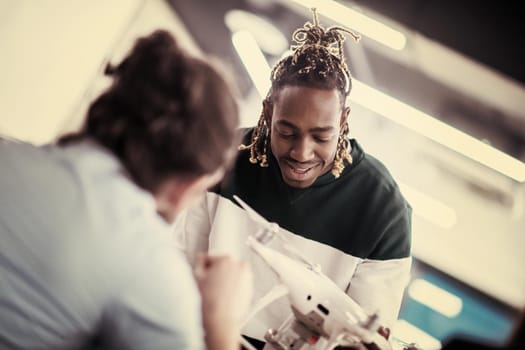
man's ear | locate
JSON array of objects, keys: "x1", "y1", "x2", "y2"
[{"x1": 262, "y1": 99, "x2": 273, "y2": 126}]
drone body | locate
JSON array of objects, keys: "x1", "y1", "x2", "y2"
[{"x1": 248, "y1": 236, "x2": 383, "y2": 349}]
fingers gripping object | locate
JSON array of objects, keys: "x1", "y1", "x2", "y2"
[{"x1": 233, "y1": 195, "x2": 394, "y2": 350}]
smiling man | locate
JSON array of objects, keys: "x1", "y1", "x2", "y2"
[
  {"x1": 265, "y1": 85, "x2": 345, "y2": 189},
  {"x1": 174, "y1": 10, "x2": 412, "y2": 349}
]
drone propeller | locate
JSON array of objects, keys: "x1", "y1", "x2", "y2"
[{"x1": 233, "y1": 195, "x2": 272, "y2": 227}]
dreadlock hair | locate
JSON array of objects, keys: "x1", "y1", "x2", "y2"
[
  {"x1": 239, "y1": 8, "x2": 360, "y2": 178},
  {"x1": 59, "y1": 30, "x2": 239, "y2": 192}
]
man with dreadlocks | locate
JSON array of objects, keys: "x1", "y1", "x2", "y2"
[{"x1": 174, "y1": 9, "x2": 411, "y2": 349}]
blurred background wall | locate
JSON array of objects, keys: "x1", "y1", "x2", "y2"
[{"x1": 1, "y1": 1, "x2": 524, "y2": 348}]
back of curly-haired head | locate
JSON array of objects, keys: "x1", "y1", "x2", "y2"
[
  {"x1": 60, "y1": 30, "x2": 239, "y2": 192},
  {"x1": 240, "y1": 9, "x2": 359, "y2": 178}
]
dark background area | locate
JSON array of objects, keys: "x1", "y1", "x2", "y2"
[{"x1": 351, "y1": 0, "x2": 525, "y2": 85}]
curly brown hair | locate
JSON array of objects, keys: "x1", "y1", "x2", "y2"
[{"x1": 60, "y1": 30, "x2": 239, "y2": 192}]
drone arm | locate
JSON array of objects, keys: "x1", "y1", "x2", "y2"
[{"x1": 241, "y1": 284, "x2": 289, "y2": 327}]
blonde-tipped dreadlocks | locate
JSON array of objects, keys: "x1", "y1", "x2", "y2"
[
  {"x1": 238, "y1": 111, "x2": 269, "y2": 167},
  {"x1": 239, "y1": 8, "x2": 360, "y2": 178}
]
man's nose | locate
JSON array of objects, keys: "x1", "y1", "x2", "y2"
[{"x1": 290, "y1": 137, "x2": 314, "y2": 162}]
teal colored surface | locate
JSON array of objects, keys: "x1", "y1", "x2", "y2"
[{"x1": 398, "y1": 260, "x2": 519, "y2": 347}]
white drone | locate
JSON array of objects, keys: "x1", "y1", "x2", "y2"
[{"x1": 233, "y1": 195, "x2": 394, "y2": 350}]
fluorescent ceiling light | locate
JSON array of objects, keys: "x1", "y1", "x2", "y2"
[
  {"x1": 408, "y1": 279, "x2": 463, "y2": 318},
  {"x1": 225, "y1": 10, "x2": 288, "y2": 56},
  {"x1": 288, "y1": 0, "x2": 406, "y2": 50},
  {"x1": 350, "y1": 80, "x2": 525, "y2": 182},
  {"x1": 231, "y1": 30, "x2": 271, "y2": 98}
]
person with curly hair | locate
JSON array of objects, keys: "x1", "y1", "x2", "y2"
[{"x1": 0, "y1": 30, "x2": 252, "y2": 350}]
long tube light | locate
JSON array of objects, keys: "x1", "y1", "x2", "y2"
[
  {"x1": 350, "y1": 81, "x2": 525, "y2": 182},
  {"x1": 232, "y1": 30, "x2": 271, "y2": 98},
  {"x1": 288, "y1": 0, "x2": 406, "y2": 50},
  {"x1": 408, "y1": 279, "x2": 463, "y2": 318}
]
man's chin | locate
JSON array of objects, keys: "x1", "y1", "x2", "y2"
[{"x1": 282, "y1": 174, "x2": 317, "y2": 189}]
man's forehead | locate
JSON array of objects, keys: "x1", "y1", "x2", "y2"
[
  {"x1": 274, "y1": 85, "x2": 339, "y2": 99},
  {"x1": 275, "y1": 118, "x2": 337, "y2": 133}
]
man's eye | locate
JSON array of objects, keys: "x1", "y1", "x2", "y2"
[
  {"x1": 314, "y1": 136, "x2": 331, "y2": 143},
  {"x1": 278, "y1": 131, "x2": 295, "y2": 138}
]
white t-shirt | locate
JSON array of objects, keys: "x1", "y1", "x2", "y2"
[
  {"x1": 174, "y1": 192, "x2": 411, "y2": 341},
  {"x1": 0, "y1": 138, "x2": 204, "y2": 350}
]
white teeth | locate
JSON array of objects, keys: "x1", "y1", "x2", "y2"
[
  {"x1": 285, "y1": 161, "x2": 316, "y2": 175},
  {"x1": 292, "y1": 167, "x2": 310, "y2": 174}
]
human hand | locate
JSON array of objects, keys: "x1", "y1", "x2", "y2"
[
  {"x1": 377, "y1": 326, "x2": 390, "y2": 340},
  {"x1": 339, "y1": 326, "x2": 393, "y2": 350},
  {"x1": 361, "y1": 327, "x2": 393, "y2": 350}
]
